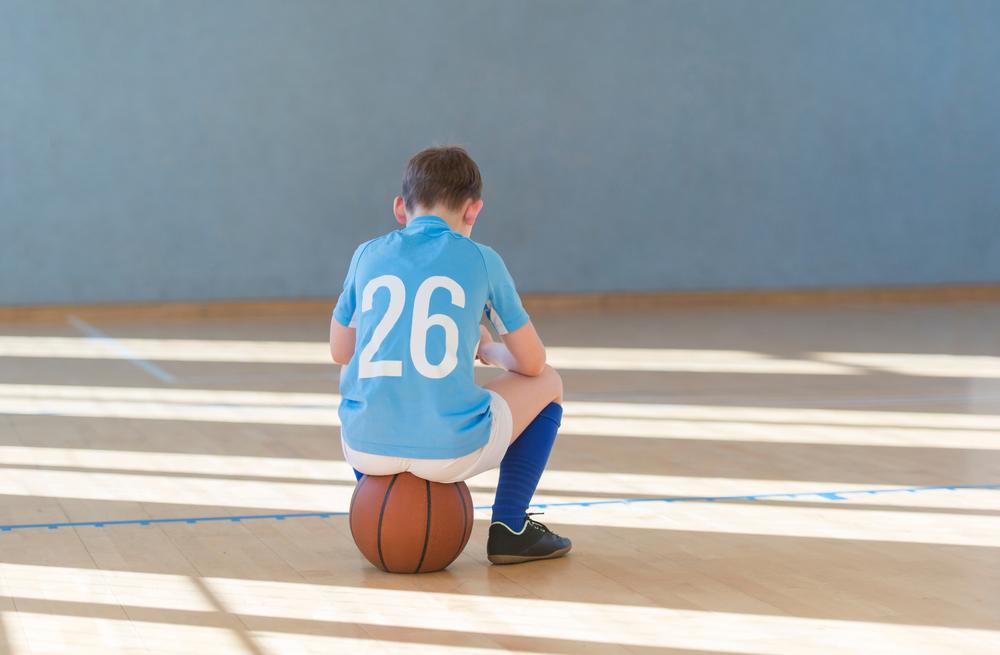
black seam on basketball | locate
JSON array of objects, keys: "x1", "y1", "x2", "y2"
[
  {"x1": 376, "y1": 474, "x2": 398, "y2": 572},
  {"x1": 451, "y1": 482, "x2": 468, "y2": 565},
  {"x1": 414, "y1": 479, "x2": 432, "y2": 573},
  {"x1": 348, "y1": 475, "x2": 367, "y2": 544}
]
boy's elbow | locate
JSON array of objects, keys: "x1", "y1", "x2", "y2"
[
  {"x1": 330, "y1": 344, "x2": 352, "y2": 366},
  {"x1": 522, "y1": 363, "x2": 546, "y2": 377},
  {"x1": 329, "y1": 321, "x2": 356, "y2": 365},
  {"x1": 520, "y1": 352, "x2": 548, "y2": 377}
]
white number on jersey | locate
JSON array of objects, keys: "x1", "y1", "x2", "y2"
[
  {"x1": 357, "y1": 275, "x2": 466, "y2": 379},
  {"x1": 358, "y1": 275, "x2": 405, "y2": 378}
]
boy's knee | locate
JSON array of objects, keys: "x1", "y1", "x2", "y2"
[{"x1": 542, "y1": 365, "x2": 563, "y2": 402}]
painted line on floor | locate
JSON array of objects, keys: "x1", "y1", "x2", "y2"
[
  {"x1": 1, "y1": 483, "x2": 998, "y2": 533},
  {"x1": 525, "y1": 483, "x2": 1000, "y2": 508},
  {"x1": 67, "y1": 315, "x2": 176, "y2": 384}
]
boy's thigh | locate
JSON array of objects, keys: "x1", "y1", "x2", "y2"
[{"x1": 483, "y1": 367, "x2": 562, "y2": 442}]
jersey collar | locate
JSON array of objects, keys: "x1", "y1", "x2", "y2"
[{"x1": 405, "y1": 215, "x2": 452, "y2": 233}]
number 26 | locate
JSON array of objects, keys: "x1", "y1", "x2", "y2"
[{"x1": 358, "y1": 275, "x2": 465, "y2": 380}]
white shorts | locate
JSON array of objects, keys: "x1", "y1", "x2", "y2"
[{"x1": 342, "y1": 390, "x2": 514, "y2": 484}]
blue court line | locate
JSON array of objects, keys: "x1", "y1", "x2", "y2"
[
  {"x1": 1, "y1": 483, "x2": 997, "y2": 533},
  {"x1": 524, "y1": 483, "x2": 1000, "y2": 508}
]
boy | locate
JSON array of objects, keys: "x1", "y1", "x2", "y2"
[{"x1": 329, "y1": 146, "x2": 570, "y2": 564}]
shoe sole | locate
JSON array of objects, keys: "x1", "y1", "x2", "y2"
[{"x1": 487, "y1": 545, "x2": 572, "y2": 565}]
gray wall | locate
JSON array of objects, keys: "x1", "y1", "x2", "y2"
[{"x1": 2, "y1": 0, "x2": 999, "y2": 305}]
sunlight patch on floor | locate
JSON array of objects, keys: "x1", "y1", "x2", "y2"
[
  {"x1": 3, "y1": 384, "x2": 999, "y2": 451},
  {"x1": 2, "y1": 564, "x2": 999, "y2": 654},
  {"x1": 5, "y1": 334, "x2": 1000, "y2": 377},
  {"x1": 3, "y1": 445, "x2": 1000, "y2": 512}
]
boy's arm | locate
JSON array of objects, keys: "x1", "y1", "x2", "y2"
[
  {"x1": 330, "y1": 317, "x2": 356, "y2": 365},
  {"x1": 330, "y1": 239, "x2": 372, "y2": 365},
  {"x1": 477, "y1": 244, "x2": 546, "y2": 375},
  {"x1": 478, "y1": 321, "x2": 547, "y2": 376}
]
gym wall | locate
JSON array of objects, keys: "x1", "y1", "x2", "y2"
[{"x1": 2, "y1": 0, "x2": 998, "y2": 305}]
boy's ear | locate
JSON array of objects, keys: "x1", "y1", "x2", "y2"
[
  {"x1": 463, "y1": 198, "x2": 484, "y2": 226},
  {"x1": 393, "y1": 196, "x2": 408, "y2": 226}
]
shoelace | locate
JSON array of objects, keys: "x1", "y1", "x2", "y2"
[{"x1": 524, "y1": 512, "x2": 554, "y2": 534}]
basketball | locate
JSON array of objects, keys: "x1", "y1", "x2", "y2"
[{"x1": 349, "y1": 472, "x2": 475, "y2": 573}]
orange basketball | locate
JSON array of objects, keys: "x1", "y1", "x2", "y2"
[{"x1": 349, "y1": 472, "x2": 474, "y2": 573}]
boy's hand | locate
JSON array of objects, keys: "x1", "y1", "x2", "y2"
[{"x1": 477, "y1": 323, "x2": 520, "y2": 371}]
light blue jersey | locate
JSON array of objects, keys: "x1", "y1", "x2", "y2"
[{"x1": 333, "y1": 215, "x2": 530, "y2": 458}]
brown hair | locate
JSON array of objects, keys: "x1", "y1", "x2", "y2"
[{"x1": 401, "y1": 146, "x2": 482, "y2": 213}]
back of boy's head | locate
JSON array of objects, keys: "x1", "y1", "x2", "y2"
[{"x1": 402, "y1": 146, "x2": 482, "y2": 213}]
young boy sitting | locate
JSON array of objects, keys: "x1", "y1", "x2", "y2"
[{"x1": 329, "y1": 146, "x2": 570, "y2": 564}]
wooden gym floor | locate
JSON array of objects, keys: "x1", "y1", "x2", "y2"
[{"x1": 1, "y1": 299, "x2": 999, "y2": 654}]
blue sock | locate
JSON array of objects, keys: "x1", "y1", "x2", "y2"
[
  {"x1": 491, "y1": 402, "x2": 562, "y2": 531},
  {"x1": 352, "y1": 467, "x2": 363, "y2": 481}
]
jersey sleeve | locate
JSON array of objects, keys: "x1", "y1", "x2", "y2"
[
  {"x1": 479, "y1": 245, "x2": 530, "y2": 335},
  {"x1": 332, "y1": 241, "x2": 370, "y2": 328}
]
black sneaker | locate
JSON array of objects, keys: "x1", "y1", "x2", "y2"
[{"x1": 487, "y1": 515, "x2": 572, "y2": 565}]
